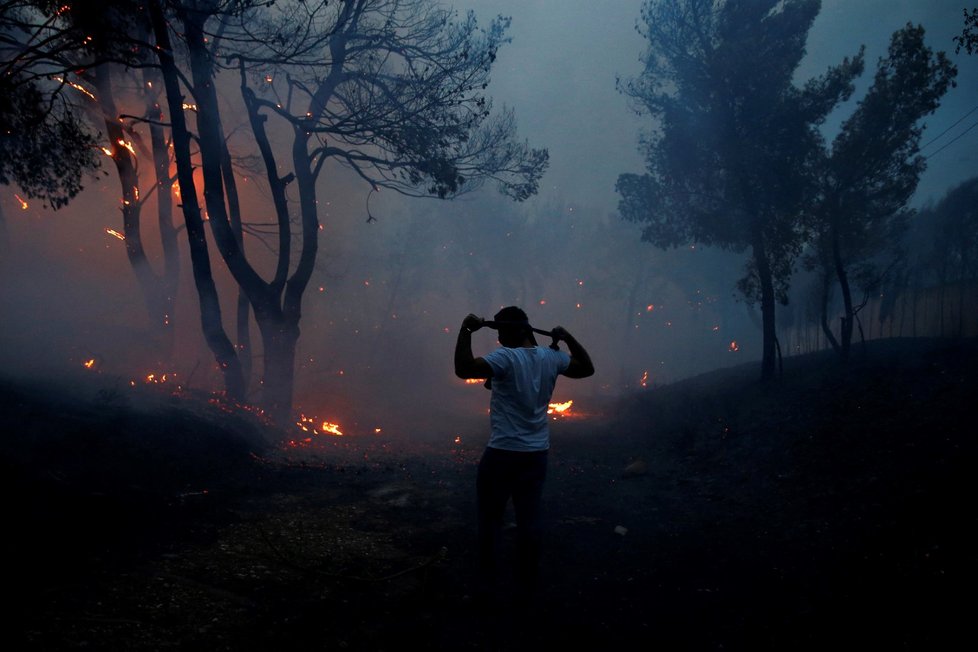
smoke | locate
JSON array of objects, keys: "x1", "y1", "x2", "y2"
[{"x1": 2, "y1": 0, "x2": 977, "y2": 442}]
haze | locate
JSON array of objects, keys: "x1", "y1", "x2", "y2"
[{"x1": 1, "y1": 0, "x2": 976, "y2": 438}]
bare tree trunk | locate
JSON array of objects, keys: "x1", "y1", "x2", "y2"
[
  {"x1": 832, "y1": 226, "x2": 854, "y2": 362},
  {"x1": 149, "y1": 0, "x2": 245, "y2": 399},
  {"x1": 752, "y1": 230, "x2": 777, "y2": 382},
  {"x1": 818, "y1": 267, "x2": 841, "y2": 355},
  {"x1": 145, "y1": 66, "x2": 179, "y2": 362},
  {"x1": 220, "y1": 144, "x2": 252, "y2": 387},
  {"x1": 94, "y1": 65, "x2": 178, "y2": 351}
]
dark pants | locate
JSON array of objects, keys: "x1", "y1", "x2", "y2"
[{"x1": 476, "y1": 446, "x2": 548, "y2": 601}]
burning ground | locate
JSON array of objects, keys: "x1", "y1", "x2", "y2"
[{"x1": 3, "y1": 337, "x2": 976, "y2": 650}]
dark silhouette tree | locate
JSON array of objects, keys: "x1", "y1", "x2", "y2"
[
  {"x1": 616, "y1": 0, "x2": 862, "y2": 381},
  {"x1": 152, "y1": 0, "x2": 547, "y2": 420},
  {"x1": 1, "y1": 2, "x2": 100, "y2": 209},
  {"x1": 804, "y1": 24, "x2": 956, "y2": 361}
]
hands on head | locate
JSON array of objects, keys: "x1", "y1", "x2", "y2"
[{"x1": 462, "y1": 314, "x2": 485, "y2": 332}]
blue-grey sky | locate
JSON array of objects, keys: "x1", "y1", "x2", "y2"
[{"x1": 453, "y1": 0, "x2": 978, "y2": 210}]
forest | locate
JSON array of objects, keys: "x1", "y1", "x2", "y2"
[{"x1": 2, "y1": 1, "x2": 976, "y2": 649}]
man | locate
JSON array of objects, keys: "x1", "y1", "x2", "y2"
[{"x1": 454, "y1": 306, "x2": 594, "y2": 607}]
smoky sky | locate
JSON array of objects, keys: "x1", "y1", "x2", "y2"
[{"x1": 1, "y1": 0, "x2": 977, "y2": 438}]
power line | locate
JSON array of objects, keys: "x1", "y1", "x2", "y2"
[
  {"x1": 924, "y1": 118, "x2": 978, "y2": 160},
  {"x1": 920, "y1": 103, "x2": 978, "y2": 151}
]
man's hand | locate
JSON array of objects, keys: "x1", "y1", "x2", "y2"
[
  {"x1": 462, "y1": 314, "x2": 485, "y2": 332},
  {"x1": 455, "y1": 314, "x2": 493, "y2": 380},
  {"x1": 552, "y1": 326, "x2": 595, "y2": 379},
  {"x1": 551, "y1": 326, "x2": 570, "y2": 342}
]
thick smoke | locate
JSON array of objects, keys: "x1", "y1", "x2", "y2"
[{"x1": 2, "y1": 0, "x2": 977, "y2": 441}]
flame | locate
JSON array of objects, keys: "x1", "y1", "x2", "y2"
[
  {"x1": 547, "y1": 400, "x2": 573, "y2": 415},
  {"x1": 52, "y1": 76, "x2": 95, "y2": 100},
  {"x1": 117, "y1": 139, "x2": 136, "y2": 156},
  {"x1": 14, "y1": 194, "x2": 28, "y2": 210},
  {"x1": 321, "y1": 421, "x2": 343, "y2": 436},
  {"x1": 463, "y1": 378, "x2": 484, "y2": 384},
  {"x1": 105, "y1": 228, "x2": 125, "y2": 241},
  {"x1": 101, "y1": 146, "x2": 114, "y2": 157},
  {"x1": 295, "y1": 414, "x2": 344, "y2": 437}
]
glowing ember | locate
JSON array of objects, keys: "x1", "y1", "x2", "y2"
[
  {"x1": 640, "y1": 370, "x2": 649, "y2": 387},
  {"x1": 182, "y1": 103, "x2": 198, "y2": 112},
  {"x1": 14, "y1": 194, "x2": 28, "y2": 210},
  {"x1": 52, "y1": 76, "x2": 96, "y2": 100},
  {"x1": 454, "y1": 436, "x2": 462, "y2": 444},
  {"x1": 463, "y1": 378, "x2": 485, "y2": 384},
  {"x1": 105, "y1": 228, "x2": 125, "y2": 241},
  {"x1": 548, "y1": 400, "x2": 573, "y2": 415},
  {"x1": 117, "y1": 139, "x2": 136, "y2": 155},
  {"x1": 646, "y1": 304, "x2": 655, "y2": 312},
  {"x1": 729, "y1": 340, "x2": 740, "y2": 352},
  {"x1": 82, "y1": 358, "x2": 96, "y2": 369},
  {"x1": 101, "y1": 146, "x2": 114, "y2": 157}
]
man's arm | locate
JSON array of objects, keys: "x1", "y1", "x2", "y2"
[
  {"x1": 454, "y1": 314, "x2": 494, "y2": 379},
  {"x1": 552, "y1": 326, "x2": 594, "y2": 379}
]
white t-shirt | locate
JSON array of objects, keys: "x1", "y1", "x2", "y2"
[{"x1": 482, "y1": 346, "x2": 571, "y2": 451}]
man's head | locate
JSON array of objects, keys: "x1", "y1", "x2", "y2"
[{"x1": 493, "y1": 306, "x2": 537, "y2": 348}]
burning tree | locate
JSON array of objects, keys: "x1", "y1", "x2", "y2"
[
  {"x1": 616, "y1": 0, "x2": 862, "y2": 381},
  {"x1": 150, "y1": 0, "x2": 547, "y2": 420},
  {"x1": 1, "y1": 2, "x2": 101, "y2": 210},
  {"x1": 2, "y1": 2, "x2": 186, "y2": 358}
]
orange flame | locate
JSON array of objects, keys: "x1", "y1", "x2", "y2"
[
  {"x1": 296, "y1": 414, "x2": 344, "y2": 437},
  {"x1": 117, "y1": 139, "x2": 136, "y2": 156},
  {"x1": 463, "y1": 378, "x2": 484, "y2": 384},
  {"x1": 547, "y1": 400, "x2": 573, "y2": 415},
  {"x1": 321, "y1": 422, "x2": 343, "y2": 436}
]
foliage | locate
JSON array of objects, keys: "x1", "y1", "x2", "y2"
[
  {"x1": 616, "y1": 0, "x2": 862, "y2": 379},
  {"x1": 804, "y1": 23, "x2": 956, "y2": 357},
  {"x1": 0, "y1": 2, "x2": 102, "y2": 207}
]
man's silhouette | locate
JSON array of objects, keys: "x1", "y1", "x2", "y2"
[{"x1": 454, "y1": 306, "x2": 594, "y2": 609}]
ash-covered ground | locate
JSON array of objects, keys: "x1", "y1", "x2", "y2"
[{"x1": 3, "y1": 337, "x2": 975, "y2": 651}]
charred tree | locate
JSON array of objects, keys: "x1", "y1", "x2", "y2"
[
  {"x1": 148, "y1": 0, "x2": 246, "y2": 399},
  {"x1": 150, "y1": 0, "x2": 546, "y2": 421}
]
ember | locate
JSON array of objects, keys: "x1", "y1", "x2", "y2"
[
  {"x1": 729, "y1": 340, "x2": 740, "y2": 352},
  {"x1": 14, "y1": 194, "x2": 28, "y2": 210}
]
